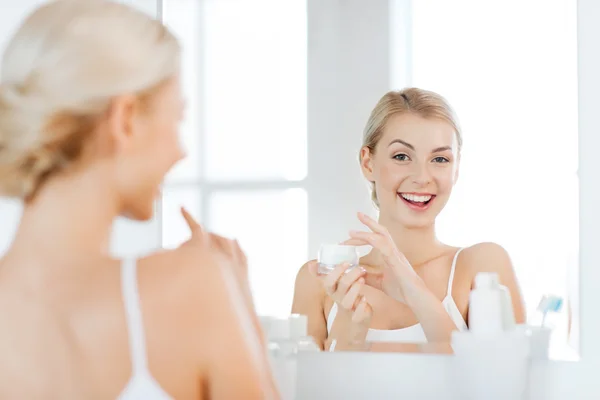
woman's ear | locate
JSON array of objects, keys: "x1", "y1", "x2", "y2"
[
  {"x1": 360, "y1": 147, "x2": 375, "y2": 182},
  {"x1": 106, "y1": 94, "x2": 139, "y2": 154}
]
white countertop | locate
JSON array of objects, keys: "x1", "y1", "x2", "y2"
[{"x1": 295, "y1": 352, "x2": 592, "y2": 400}]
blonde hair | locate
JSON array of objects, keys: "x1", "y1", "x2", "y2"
[
  {"x1": 0, "y1": 0, "x2": 180, "y2": 200},
  {"x1": 361, "y1": 88, "x2": 462, "y2": 207}
]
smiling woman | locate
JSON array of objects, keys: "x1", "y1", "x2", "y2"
[
  {"x1": 291, "y1": 87, "x2": 526, "y2": 352},
  {"x1": 361, "y1": 88, "x2": 461, "y2": 213},
  {"x1": 367, "y1": 114, "x2": 458, "y2": 217},
  {"x1": 385, "y1": 136, "x2": 454, "y2": 211}
]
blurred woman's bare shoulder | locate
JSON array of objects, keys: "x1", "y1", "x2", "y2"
[{"x1": 138, "y1": 235, "x2": 227, "y2": 302}]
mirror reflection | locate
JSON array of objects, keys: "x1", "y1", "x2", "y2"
[{"x1": 158, "y1": 0, "x2": 578, "y2": 359}]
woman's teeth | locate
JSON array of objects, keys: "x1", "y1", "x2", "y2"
[{"x1": 400, "y1": 193, "x2": 432, "y2": 203}]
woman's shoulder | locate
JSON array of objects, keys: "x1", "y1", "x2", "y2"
[
  {"x1": 134, "y1": 238, "x2": 246, "y2": 362},
  {"x1": 137, "y1": 238, "x2": 229, "y2": 302},
  {"x1": 135, "y1": 238, "x2": 237, "y2": 330},
  {"x1": 457, "y1": 242, "x2": 514, "y2": 275},
  {"x1": 294, "y1": 259, "x2": 323, "y2": 294},
  {"x1": 296, "y1": 259, "x2": 316, "y2": 279}
]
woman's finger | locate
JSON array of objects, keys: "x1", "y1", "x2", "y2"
[
  {"x1": 341, "y1": 278, "x2": 364, "y2": 310},
  {"x1": 208, "y1": 233, "x2": 239, "y2": 261},
  {"x1": 339, "y1": 238, "x2": 370, "y2": 246},
  {"x1": 352, "y1": 296, "x2": 373, "y2": 323},
  {"x1": 357, "y1": 212, "x2": 389, "y2": 236},
  {"x1": 348, "y1": 230, "x2": 385, "y2": 250},
  {"x1": 336, "y1": 266, "x2": 365, "y2": 296},
  {"x1": 363, "y1": 269, "x2": 384, "y2": 290},
  {"x1": 181, "y1": 207, "x2": 204, "y2": 238},
  {"x1": 322, "y1": 263, "x2": 350, "y2": 294}
]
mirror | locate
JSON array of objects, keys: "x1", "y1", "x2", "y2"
[
  {"x1": 156, "y1": 0, "x2": 578, "y2": 359},
  {"x1": 0, "y1": 0, "x2": 579, "y2": 363}
]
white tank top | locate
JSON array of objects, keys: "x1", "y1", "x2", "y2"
[
  {"x1": 326, "y1": 248, "x2": 468, "y2": 343},
  {"x1": 117, "y1": 259, "x2": 172, "y2": 400}
]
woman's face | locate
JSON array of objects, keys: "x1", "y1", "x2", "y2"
[
  {"x1": 107, "y1": 76, "x2": 186, "y2": 221},
  {"x1": 361, "y1": 112, "x2": 459, "y2": 228}
]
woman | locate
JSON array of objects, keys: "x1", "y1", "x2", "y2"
[
  {"x1": 292, "y1": 88, "x2": 525, "y2": 352},
  {"x1": 0, "y1": 1, "x2": 277, "y2": 398}
]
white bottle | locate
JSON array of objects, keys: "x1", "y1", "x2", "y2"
[
  {"x1": 265, "y1": 317, "x2": 297, "y2": 400},
  {"x1": 468, "y1": 272, "x2": 516, "y2": 334},
  {"x1": 262, "y1": 315, "x2": 319, "y2": 400},
  {"x1": 289, "y1": 314, "x2": 320, "y2": 352}
]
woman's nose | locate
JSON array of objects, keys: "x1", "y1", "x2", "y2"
[{"x1": 411, "y1": 162, "x2": 432, "y2": 187}]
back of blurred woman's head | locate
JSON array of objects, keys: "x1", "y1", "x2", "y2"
[{"x1": 0, "y1": 0, "x2": 182, "y2": 220}]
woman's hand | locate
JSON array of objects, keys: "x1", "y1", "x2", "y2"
[
  {"x1": 308, "y1": 261, "x2": 373, "y2": 350},
  {"x1": 308, "y1": 261, "x2": 366, "y2": 313},
  {"x1": 342, "y1": 212, "x2": 420, "y2": 303},
  {"x1": 335, "y1": 296, "x2": 373, "y2": 351},
  {"x1": 180, "y1": 207, "x2": 255, "y2": 309}
]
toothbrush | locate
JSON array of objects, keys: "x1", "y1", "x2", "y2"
[{"x1": 536, "y1": 295, "x2": 563, "y2": 327}]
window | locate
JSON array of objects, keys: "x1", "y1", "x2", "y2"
[
  {"x1": 407, "y1": 0, "x2": 578, "y2": 357},
  {"x1": 161, "y1": 0, "x2": 307, "y2": 317}
]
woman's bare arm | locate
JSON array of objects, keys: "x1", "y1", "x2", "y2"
[
  {"x1": 462, "y1": 242, "x2": 526, "y2": 324},
  {"x1": 291, "y1": 261, "x2": 328, "y2": 350},
  {"x1": 201, "y1": 254, "x2": 279, "y2": 399}
]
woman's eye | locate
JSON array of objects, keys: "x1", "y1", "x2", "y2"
[
  {"x1": 393, "y1": 154, "x2": 410, "y2": 161},
  {"x1": 432, "y1": 156, "x2": 449, "y2": 163}
]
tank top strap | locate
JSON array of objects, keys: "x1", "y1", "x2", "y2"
[
  {"x1": 447, "y1": 248, "x2": 465, "y2": 297},
  {"x1": 121, "y1": 258, "x2": 148, "y2": 373}
]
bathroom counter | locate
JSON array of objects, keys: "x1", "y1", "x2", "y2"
[{"x1": 296, "y1": 352, "x2": 592, "y2": 399}]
